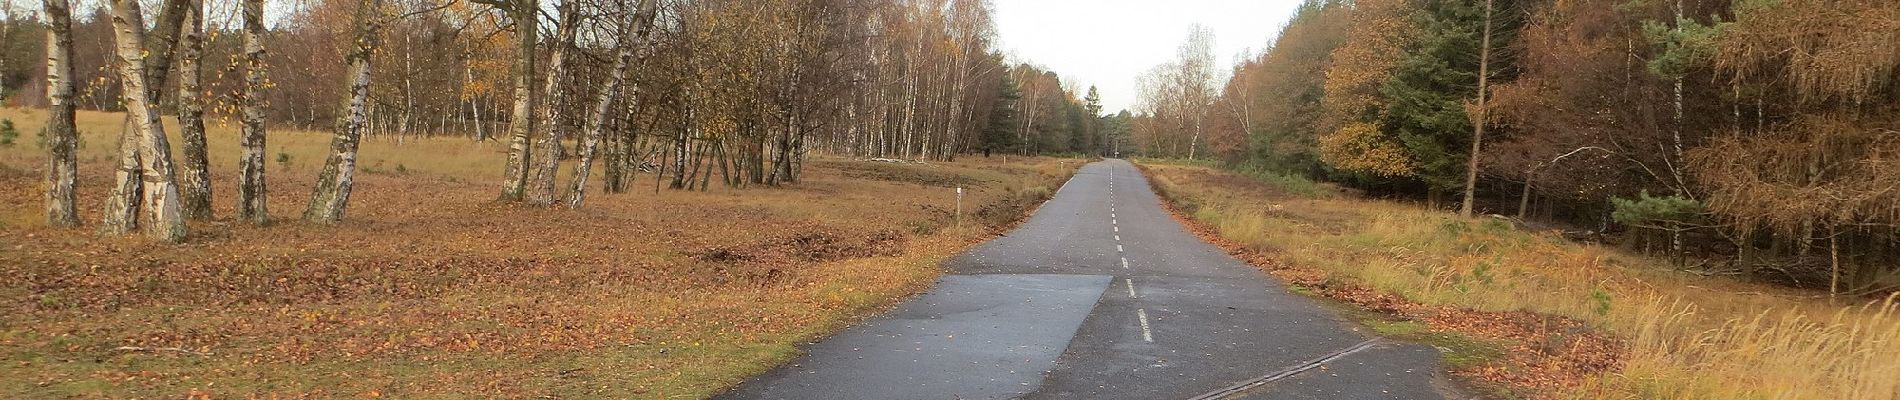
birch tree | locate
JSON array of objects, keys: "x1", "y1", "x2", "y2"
[
  {"x1": 525, "y1": 0, "x2": 580, "y2": 205},
  {"x1": 484, "y1": 0, "x2": 538, "y2": 202},
  {"x1": 108, "y1": 0, "x2": 187, "y2": 242},
  {"x1": 1457, "y1": 0, "x2": 1495, "y2": 218},
  {"x1": 1175, "y1": 25, "x2": 1215, "y2": 161},
  {"x1": 42, "y1": 0, "x2": 79, "y2": 227},
  {"x1": 100, "y1": 0, "x2": 191, "y2": 235},
  {"x1": 305, "y1": 0, "x2": 385, "y2": 223},
  {"x1": 176, "y1": 0, "x2": 212, "y2": 219},
  {"x1": 236, "y1": 0, "x2": 269, "y2": 224},
  {"x1": 568, "y1": 0, "x2": 659, "y2": 208}
]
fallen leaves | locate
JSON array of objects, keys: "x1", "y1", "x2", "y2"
[{"x1": 0, "y1": 155, "x2": 1077, "y2": 398}]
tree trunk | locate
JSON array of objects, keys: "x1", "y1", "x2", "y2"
[
  {"x1": 1517, "y1": 175, "x2": 1533, "y2": 220},
  {"x1": 109, "y1": 0, "x2": 188, "y2": 242},
  {"x1": 1828, "y1": 223, "x2": 1840, "y2": 300},
  {"x1": 100, "y1": 0, "x2": 191, "y2": 235},
  {"x1": 42, "y1": 0, "x2": 79, "y2": 227},
  {"x1": 672, "y1": 93, "x2": 692, "y2": 189},
  {"x1": 305, "y1": 0, "x2": 381, "y2": 224},
  {"x1": 1668, "y1": 0, "x2": 1688, "y2": 194},
  {"x1": 236, "y1": 0, "x2": 269, "y2": 224},
  {"x1": 603, "y1": 122, "x2": 626, "y2": 193},
  {"x1": 497, "y1": 1, "x2": 538, "y2": 202},
  {"x1": 1459, "y1": 0, "x2": 1494, "y2": 218},
  {"x1": 567, "y1": 0, "x2": 658, "y2": 207},
  {"x1": 177, "y1": 0, "x2": 212, "y2": 220},
  {"x1": 100, "y1": 122, "x2": 143, "y2": 234},
  {"x1": 526, "y1": 0, "x2": 580, "y2": 205}
]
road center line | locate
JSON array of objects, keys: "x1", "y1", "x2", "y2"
[
  {"x1": 1117, "y1": 244, "x2": 1124, "y2": 252},
  {"x1": 1113, "y1": 226, "x2": 1119, "y2": 232},
  {"x1": 1120, "y1": 257, "x2": 1129, "y2": 269},
  {"x1": 1136, "y1": 309, "x2": 1154, "y2": 342},
  {"x1": 1125, "y1": 278, "x2": 1138, "y2": 298},
  {"x1": 1114, "y1": 235, "x2": 1120, "y2": 242}
]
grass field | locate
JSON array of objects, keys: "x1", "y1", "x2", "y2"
[
  {"x1": 1140, "y1": 162, "x2": 1899, "y2": 400},
  {"x1": 0, "y1": 107, "x2": 1082, "y2": 398}
]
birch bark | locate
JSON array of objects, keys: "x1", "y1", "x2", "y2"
[
  {"x1": 43, "y1": 0, "x2": 79, "y2": 227},
  {"x1": 305, "y1": 0, "x2": 382, "y2": 224},
  {"x1": 109, "y1": 0, "x2": 188, "y2": 242},
  {"x1": 236, "y1": 0, "x2": 269, "y2": 224},
  {"x1": 177, "y1": 0, "x2": 212, "y2": 219},
  {"x1": 496, "y1": 0, "x2": 538, "y2": 202},
  {"x1": 1458, "y1": 0, "x2": 1493, "y2": 218},
  {"x1": 568, "y1": 0, "x2": 659, "y2": 207},
  {"x1": 527, "y1": 0, "x2": 581, "y2": 205},
  {"x1": 100, "y1": 0, "x2": 190, "y2": 235}
]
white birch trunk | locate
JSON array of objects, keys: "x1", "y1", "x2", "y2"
[
  {"x1": 497, "y1": 0, "x2": 538, "y2": 202},
  {"x1": 236, "y1": 0, "x2": 269, "y2": 224},
  {"x1": 177, "y1": 0, "x2": 212, "y2": 219},
  {"x1": 1458, "y1": 0, "x2": 1493, "y2": 218},
  {"x1": 568, "y1": 0, "x2": 658, "y2": 207},
  {"x1": 100, "y1": 0, "x2": 190, "y2": 235},
  {"x1": 304, "y1": 0, "x2": 381, "y2": 224},
  {"x1": 43, "y1": 0, "x2": 80, "y2": 227},
  {"x1": 109, "y1": 0, "x2": 187, "y2": 242},
  {"x1": 527, "y1": 0, "x2": 579, "y2": 205}
]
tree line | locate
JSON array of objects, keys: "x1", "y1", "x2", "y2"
[
  {"x1": 1134, "y1": 0, "x2": 1899, "y2": 296},
  {"x1": 3, "y1": 0, "x2": 1125, "y2": 243}
]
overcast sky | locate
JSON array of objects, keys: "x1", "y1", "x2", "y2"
[{"x1": 992, "y1": 0, "x2": 1305, "y2": 114}]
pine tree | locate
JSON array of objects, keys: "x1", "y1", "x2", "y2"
[{"x1": 981, "y1": 74, "x2": 1022, "y2": 157}]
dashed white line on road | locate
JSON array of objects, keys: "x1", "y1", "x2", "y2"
[
  {"x1": 1113, "y1": 226, "x2": 1119, "y2": 232},
  {"x1": 1121, "y1": 257, "x2": 1129, "y2": 269},
  {"x1": 1111, "y1": 213, "x2": 1116, "y2": 219},
  {"x1": 1114, "y1": 235, "x2": 1121, "y2": 242},
  {"x1": 1125, "y1": 278, "x2": 1138, "y2": 298},
  {"x1": 1117, "y1": 244, "x2": 1124, "y2": 252},
  {"x1": 1137, "y1": 309, "x2": 1154, "y2": 342}
]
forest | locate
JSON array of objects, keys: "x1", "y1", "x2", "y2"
[
  {"x1": 1131, "y1": 0, "x2": 1900, "y2": 297},
  {"x1": 0, "y1": 0, "x2": 1115, "y2": 239}
]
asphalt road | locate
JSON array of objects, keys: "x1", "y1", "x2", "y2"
[{"x1": 719, "y1": 159, "x2": 1457, "y2": 399}]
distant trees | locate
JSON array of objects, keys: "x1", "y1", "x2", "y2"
[
  {"x1": 18, "y1": 0, "x2": 1085, "y2": 239},
  {"x1": 979, "y1": 73, "x2": 1021, "y2": 156},
  {"x1": 1137, "y1": 0, "x2": 1900, "y2": 295},
  {"x1": 1134, "y1": 25, "x2": 1218, "y2": 160},
  {"x1": 1206, "y1": 0, "x2": 1348, "y2": 174}
]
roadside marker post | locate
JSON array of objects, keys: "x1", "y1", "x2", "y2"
[{"x1": 956, "y1": 187, "x2": 964, "y2": 227}]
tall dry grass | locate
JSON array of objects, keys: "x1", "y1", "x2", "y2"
[
  {"x1": 1145, "y1": 163, "x2": 1900, "y2": 400},
  {"x1": 0, "y1": 108, "x2": 504, "y2": 179}
]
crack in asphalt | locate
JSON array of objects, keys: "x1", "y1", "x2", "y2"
[{"x1": 1188, "y1": 339, "x2": 1385, "y2": 400}]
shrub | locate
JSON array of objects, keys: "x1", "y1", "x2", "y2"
[{"x1": 0, "y1": 119, "x2": 18, "y2": 147}]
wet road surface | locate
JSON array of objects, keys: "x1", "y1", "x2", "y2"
[{"x1": 719, "y1": 159, "x2": 1456, "y2": 399}]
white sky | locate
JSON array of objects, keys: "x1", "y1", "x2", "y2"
[{"x1": 993, "y1": 0, "x2": 1306, "y2": 114}]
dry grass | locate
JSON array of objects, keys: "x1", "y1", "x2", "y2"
[
  {"x1": 0, "y1": 107, "x2": 1082, "y2": 398},
  {"x1": 1140, "y1": 162, "x2": 1900, "y2": 400}
]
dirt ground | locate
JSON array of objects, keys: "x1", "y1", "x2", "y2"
[{"x1": 1, "y1": 108, "x2": 1081, "y2": 398}]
